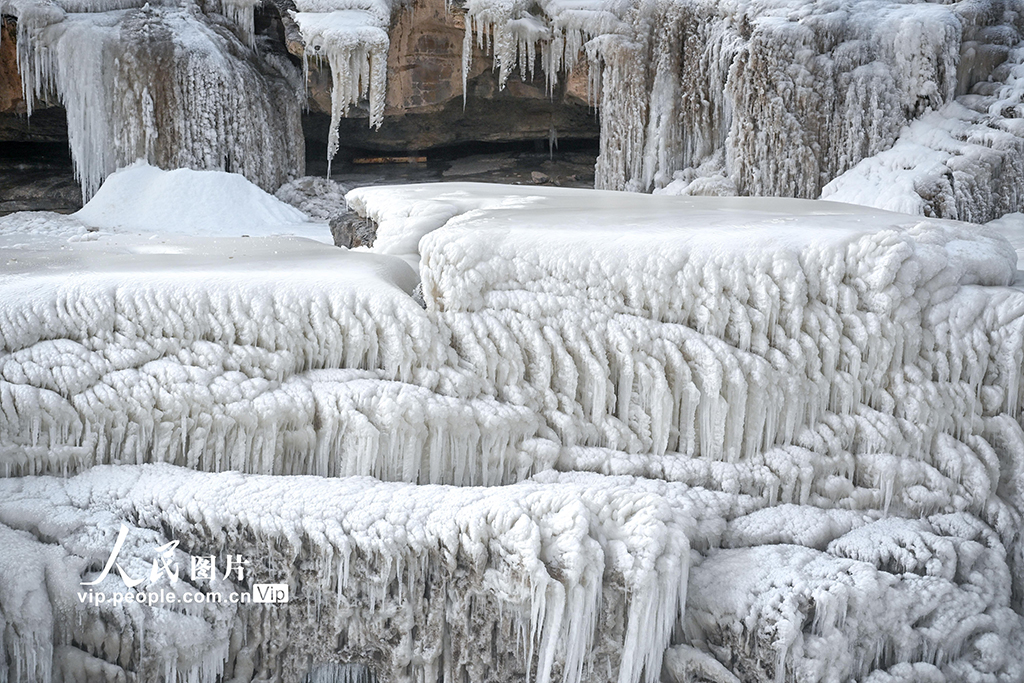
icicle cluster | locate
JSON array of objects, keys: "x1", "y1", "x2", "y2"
[
  {"x1": 7, "y1": 0, "x2": 304, "y2": 200},
  {"x1": 219, "y1": 0, "x2": 262, "y2": 46},
  {"x1": 291, "y1": 0, "x2": 393, "y2": 171},
  {"x1": 0, "y1": 228, "x2": 550, "y2": 485},
  {"x1": 0, "y1": 465, "x2": 697, "y2": 683},
  {"x1": 460, "y1": 0, "x2": 1024, "y2": 198},
  {"x1": 3, "y1": 182, "x2": 1024, "y2": 681},
  {"x1": 460, "y1": 0, "x2": 626, "y2": 96}
]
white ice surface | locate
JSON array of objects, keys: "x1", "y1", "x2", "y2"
[
  {"x1": 3, "y1": 184, "x2": 1024, "y2": 682},
  {"x1": 987, "y1": 213, "x2": 1024, "y2": 270}
]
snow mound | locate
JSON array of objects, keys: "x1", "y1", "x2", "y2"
[{"x1": 74, "y1": 163, "x2": 329, "y2": 241}]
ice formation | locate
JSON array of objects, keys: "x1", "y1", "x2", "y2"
[
  {"x1": 291, "y1": 0, "x2": 394, "y2": 171},
  {"x1": 460, "y1": 0, "x2": 1024, "y2": 203},
  {"x1": 3, "y1": 181, "x2": 1024, "y2": 681},
  {"x1": 987, "y1": 213, "x2": 1024, "y2": 268},
  {"x1": 0, "y1": 466, "x2": 697, "y2": 683},
  {"x1": 823, "y1": 44, "x2": 1024, "y2": 224},
  {"x1": 4, "y1": 0, "x2": 305, "y2": 200}
]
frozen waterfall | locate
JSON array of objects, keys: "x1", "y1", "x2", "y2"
[
  {"x1": 460, "y1": 0, "x2": 1024, "y2": 218},
  {"x1": 4, "y1": 0, "x2": 306, "y2": 200}
]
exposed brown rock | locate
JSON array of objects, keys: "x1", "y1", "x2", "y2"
[
  {"x1": 1, "y1": 18, "x2": 25, "y2": 114},
  {"x1": 301, "y1": 0, "x2": 599, "y2": 153}
]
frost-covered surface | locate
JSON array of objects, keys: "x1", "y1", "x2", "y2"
[
  {"x1": 823, "y1": 44, "x2": 1024, "y2": 223},
  {"x1": 987, "y1": 213, "x2": 1024, "y2": 269},
  {"x1": 461, "y1": 0, "x2": 1024, "y2": 201},
  {"x1": 3, "y1": 184, "x2": 1024, "y2": 682},
  {"x1": 275, "y1": 175, "x2": 352, "y2": 222},
  {"x1": 7, "y1": 0, "x2": 305, "y2": 200}
]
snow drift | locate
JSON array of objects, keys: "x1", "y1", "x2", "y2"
[{"x1": 72, "y1": 162, "x2": 329, "y2": 241}]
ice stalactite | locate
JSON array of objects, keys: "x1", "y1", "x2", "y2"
[
  {"x1": 823, "y1": 42, "x2": 1024, "y2": 223},
  {"x1": 460, "y1": 0, "x2": 1024, "y2": 195},
  {"x1": 218, "y1": 0, "x2": 262, "y2": 46},
  {"x1": 7, "y1": 0, "x2": 305, "y2": 200},
  {"x1": 460, "y1": 0, "x2": 626, "y2": 96},
  {"x1": 306, "y1": 662, "x2": 375, "y2": 683},
  {"x1": 291, "y1": 0, "x2": 393, "y2": 172}
]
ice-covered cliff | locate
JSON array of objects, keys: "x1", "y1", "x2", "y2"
[
  {"x1": 823, "y1": 43, "x2": 1024, "y2": 224},
  {"x1": 1, "y1": 178, "x2": 1023, "y2": 682},
  {"x1": 3, "y1": 0, "x2": 307, "y2": 199},
  {"x1": 461, "y1": 0, "x2": 1024, "y2": 216},
  {"x1": 6, "y1": 0, "x2": 1024, "y2": 222}
]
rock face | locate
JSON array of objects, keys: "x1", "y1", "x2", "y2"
[
  {"x1": 0, "y1": 18, "x2": 22, "y2": 113},
  {"x1": 0, "y1": 144, "x2": 82, "y2": 214},
  {"x1": 0, "y1": 0, "x2": 598, "y2": 160},
  {"x1": 5, "y1": 0, "x2": 1024, "y2": 227},
  {"x1": 300, "y1": 0, "x2": 598, "y2": 154}
]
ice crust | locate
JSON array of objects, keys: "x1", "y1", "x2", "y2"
[
  {"x1": 0, "y1": 465, "x2": 699, "y2": 683},
  {"x1": 2, "y1": 182, "x2": 1024, "y2": 681},
  {"x1": 823, "y1": 44, "x2": 1024, "y2": 224}
]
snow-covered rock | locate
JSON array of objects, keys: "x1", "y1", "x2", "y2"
[{"x1": 823, "y1": 44, "x2": 1024, "y2": 224}]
